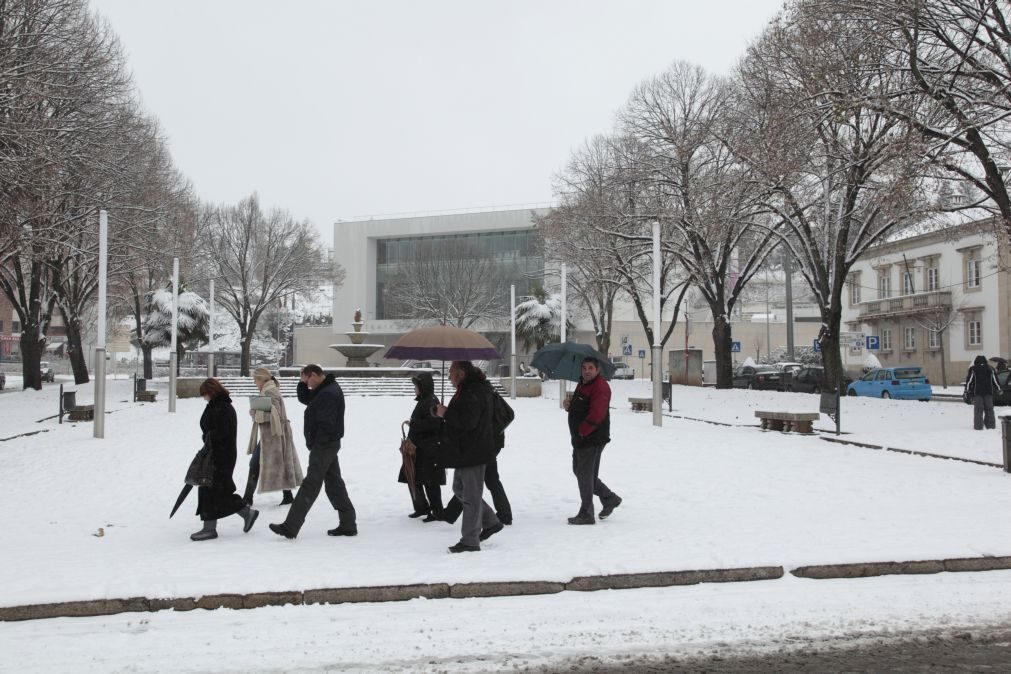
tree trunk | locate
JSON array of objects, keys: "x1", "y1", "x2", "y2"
[
  {"x1": 939, "y1": 331, "x2": 947, "y2": 389},
  {"x1": 240, "y1": 333, "x2": 252, "y2": 376},
  {"x1": 142, "y1": 344, "x2": 153, "y2": 380},
  {"x1": 66, "y1": 326, "x2": 89, "y2": 385},
  {"x1": 712, "y1": 314, "x2": 734, "y2": 389},
  {"x1": 20, "y1": 330, "x2": 44, "y2": 391},
  {"x1": 819, "y1": 309, "x2": 846, "y2": 393}
]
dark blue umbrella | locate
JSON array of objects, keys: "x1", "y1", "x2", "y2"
[{"x1": 530, "y1": 342, "x2": 616, "y2": 382}]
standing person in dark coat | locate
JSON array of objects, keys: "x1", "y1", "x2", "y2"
[
  {"x1": 964, "y1": 355, "x2": 1001, "y2": 430},
  {"x1": 563, "y1": 357, "x2": 621, "y2": 525},
  {"x1": 192, "y1": 378, "x2": 259, "y2": 541},
  {"x1": 269, "y1": 364, "x2": 357, "y2": 539},
  {"x1": 435, "y1": 361, "x2": 503, "y2": 553},
  {"x1": 400, "y1": 371, "x2": 446, "y2": 521}
]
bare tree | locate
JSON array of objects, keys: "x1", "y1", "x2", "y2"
[
  {"x1": 197, "y1": 194, "x2": 340, "y2": 375},
  {"x1": 384, "y1": 238, "x2": 510, "y2": 329},
  {"x1": 732, "y1": 1, "x2": 936, "y2": 389},
  {"x1": 621, "y1": 61, "x2": 779, "y2": 388}
]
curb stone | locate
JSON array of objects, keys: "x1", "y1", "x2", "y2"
[{"x1": 2, "y1": 558, "x2": 1009, "y2": 622}]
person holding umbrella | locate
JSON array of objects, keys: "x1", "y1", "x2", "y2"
[
  {"x1": 401, "y1": 371, "x2": 446, "y2": 521},
  {"x1": 191, "y1": 378, "x2": 259, "y2": 541},
  {"x1": 564, "y1": 356, "x2": 621, "y2": 525},
  {"x1": 435, "y1": 361, "x2": 503, "y2": 553}
]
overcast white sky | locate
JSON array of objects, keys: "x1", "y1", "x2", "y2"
[{"x1": 88, "y1": 1, "x2": 784, "y2": 244}]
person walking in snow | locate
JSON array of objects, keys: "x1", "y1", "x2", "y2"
[
  {"x1": 563, "y1": 356, "x2": 621, "y2": 525},
  {"x1": 191, "y1": 378, "x2": 259, "y2": 541},
  {"x1": 400, "y1": 371, "x2": 446, "y2": 521},
  {"x1": 964, "y1": 355, "x2": 1001, "y2": 430},
  {"x1": 269, "y1": 365, "x2": 357, "y2": 539},
  {"x1": 435, "y1": 361, "x2": 503, "y2": 553},
  {"x1": 242, "y1": 367, "x2": 303, "y2": 507}
]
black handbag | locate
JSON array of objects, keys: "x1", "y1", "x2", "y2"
[{"x1": 185, "y1": 442, "x2": 215, "y2": 487}]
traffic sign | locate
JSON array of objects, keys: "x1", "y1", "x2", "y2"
[
  {"x1": 812, "y1": 339, "x2": 821, "y2": 352},
  {"x1": 730, "y1": 341, "x2": 741, "y2": 353},
  {"x1": 622, "y1": 344, "x2": 632, "y2": 356},
  {"x1": 839, "y1": 331, "x2": 865, "y2": 348},
  {"x1": 638, "y1": 349, "x2": 646, "y2": 359},
  {"x1": 865, "y1": 335, "x2": 880, "y2": 351}
]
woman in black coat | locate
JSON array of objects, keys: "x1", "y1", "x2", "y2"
[
  {"x1": 399, "y1": 371, "x2": 446, "y2": 521},
  {"x1": 192, "y1": 378, "x2": 259, "y2": 541}
]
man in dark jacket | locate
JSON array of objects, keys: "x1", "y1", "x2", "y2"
[
  {"x1": 435, "y1": 361, "x2": 503, "y2": 553},
  {"x1": 965, "y1": 355, "x2": 1001, "y2": 430},
  {"x1": 564, "y1": 356, "x2": 621, "y2": 525},
  {"x1": 269, "y1": 364, "x2": 357, "y2": 539}
]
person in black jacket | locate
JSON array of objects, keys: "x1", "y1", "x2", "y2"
[
  {"x1": 269, "y1": 365, "x2": 357, "y2": 539},
  {"x1": 435, "y1": 361, "x2": 504, "y2": 553},
  {"x1": 192, "y1": 378, "x2": 259, "y2": 541},
  {"x1": 400, "y1": 371, "x2": 446, "y2": 521},
  {"x1": 964, "y1": 355, "x2": 1001, "y2": 430}
]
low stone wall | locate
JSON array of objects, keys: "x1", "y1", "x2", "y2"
[
  {"x1": 176, "y1": 377, "x2": 204, "y2": 399},
  {"x1": 501, "y1": 377, "x2": 542, "y2": 397}
]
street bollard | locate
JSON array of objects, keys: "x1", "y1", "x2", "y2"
[{"x1": 1002, "y1": 416, "x2": 1011, "y2": 473}]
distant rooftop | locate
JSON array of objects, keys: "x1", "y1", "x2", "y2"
[{"x1": 335, "y1": 202, "x2": 555, "y2": 224}]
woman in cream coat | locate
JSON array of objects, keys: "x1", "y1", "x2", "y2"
[{"x1": 242, "y1": 368, "x2": 304, "y2": 506}]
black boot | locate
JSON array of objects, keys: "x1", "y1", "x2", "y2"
[
  {"x1": 242, "y1": 469, "x2": 258, "y2": 507},
  {"x1": 279, "y1": 490, "x2": 294, "y2": 506},
  {"x1": 442, "y1": 496, "x2": 462, "y2": 524},
  {"x1": 423, "y1": 483, "x2": 444, "y2": 522}
]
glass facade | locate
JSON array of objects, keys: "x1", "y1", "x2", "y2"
[{"x1": 375, "y1": 229, "x2": 543, "y2": 319}]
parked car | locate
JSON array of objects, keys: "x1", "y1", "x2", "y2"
[
  {"x1": 775, "y1": 362, "x2": 804, "y2": 375},
  {"x1": 406, "y1": 360, "x2": 444, "y2": 375},
  {"x1": 610, "y1": 357, "x2": 635, "y2": 380},
  {"x1": 40, "y1": 361, "x2": 54, "y2": 383},
  {"x1": 787, "y1": 366, "x2": 854, "y2": 394},
  {"x1": 732, "y1": 364, "x2": 783, "y2": 390},
  {"x1": 847, "y1": 366, "x2": 931, "y2": 401},
  {"x1": 0, "y1": 370, "x2": 5, "y2": 389}
]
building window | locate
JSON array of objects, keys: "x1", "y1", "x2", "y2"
[
  {"x1": 848, "y1": 277, "x2": 861, "y2": 305},
  {"x1": 926, "y1": 266, "x2": 939, "y2": 291},
  {"x1": 878, "y1": 272, "x2": 891, "y2": 299},
  {"x1": 968, "y1": 320, "x2": 982, "y2": 346},
  {"x1": 966, "y1": 258, "x2": 981, "y2": 288},
  {"x1": 0, "y1": 320, "x2": 4, "y2": 333},
  {"x1": 903, "y1": 326, "x2": 916, "y2": 350},
  {"x1": 11, "y1": 321, "x2": 20, "y2": 333},
  {"x1": 927, "y1": 329, "x2": 941, "y2": 349},
  {"x1": 881, "y1": 329, "x2": 892, "y2": 351},
  {"x1": 902, "y1": 270, "x2": 914, "y2": 295}
]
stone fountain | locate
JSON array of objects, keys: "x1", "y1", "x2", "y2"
[{"x1": 329, "y1": 308, "x2": 384, "y2": 367}]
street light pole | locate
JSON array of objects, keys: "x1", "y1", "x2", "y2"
[
  {"x1": 559, "y1": 263, "x2": 567, "y2": 409},
  {"x1": 207, "y1": 279, "x2": 215, "y2": 377},
  {"x1": 652, "y1": 222, "x2": 662, "y2": 427},
  {"x1": 94, "y1": 210, "x2": 107, "y2": 439},
  {"x1": 169, "y1": 257, "x2": 178, "y2": 413},
  {"x1": 510, "y1": 284, "x2": 516, "y2": 400}
]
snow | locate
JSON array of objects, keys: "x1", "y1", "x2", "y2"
[{"x1": 2, "y1": 376, "x2": 1011, "y2": 670}]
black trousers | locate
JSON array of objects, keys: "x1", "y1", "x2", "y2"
[
  {"x1": 283, "y1": 442, "x2": 355, "y2": 535},
  {"x1": 443, "y1": 457, "x2": 512, "y2": 523},
  {"x1": 572, "y1": 443, "x2": 615, "y2": 518}
]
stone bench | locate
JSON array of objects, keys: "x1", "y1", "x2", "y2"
[
  {"x1": 67, "y1": 404, "x2": 95, "y2": 422},
  {"x1": 629, "y1": 397, "x2": 653, "y2": 412},
  {"x1": 135, "y1": 390, "x2": 158, "y2": 403},
  {"x1": 754, "y1": 410, "x2": 819, "y2": 434}
]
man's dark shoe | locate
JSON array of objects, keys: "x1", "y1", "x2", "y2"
[
  {"x1": 599, "y1": 495, "x2": 622, "y2": 519},
  {"x1": 422, "y1": 514, "x2": 440, "y2": 523},
  {"x1": 268, "y1": 522, "x2": 296, "y2": 539},
  {"x1": 327, "y1": 526, "x2": 358, "y2": 536},
  {"x1": 479, "y1": 522, "x2": 504, "y2": 541},
  {"x1": 408, "y1": 510, "x2": 429, "y2": 519},
  {"x1": 567, "y1": 514, "x2": 595, "y2": 525},
  {"x1": 448, "y1": 542, "x2": 480, "y2": 553}
]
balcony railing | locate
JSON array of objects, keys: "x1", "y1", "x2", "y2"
[{"x1": 858, "y1": 290, "x2": 952, "y2": 320}]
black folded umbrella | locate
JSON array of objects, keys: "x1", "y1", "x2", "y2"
[{"x1": 169, "y1": 484, "x2": 193, "y2": 518}]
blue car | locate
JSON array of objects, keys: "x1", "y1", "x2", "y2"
[{"x1": 847, "y1": 367, "x2": 932, "y2": 401}]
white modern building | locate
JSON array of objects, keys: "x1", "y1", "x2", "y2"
[{"x1": 841, "y1": 219, "x2": 1010, "y2": 385}]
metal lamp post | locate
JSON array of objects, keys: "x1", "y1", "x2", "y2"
[{"x1": 94, "y1": 210, "x2": 108, "y2": 438}]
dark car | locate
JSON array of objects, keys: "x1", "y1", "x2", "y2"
[
  {"x1": 732, "y1": 364, "x2": 782, "y2": 391},
  {"x1": 0, "y1": 370, "x2": 5, "y2": 390},
  {"x1": 787, "y1": 366, "x2": 854, "y2": 394},
  {"x1": 40, "y1": 361, "x2": 54, "y2": 383}
]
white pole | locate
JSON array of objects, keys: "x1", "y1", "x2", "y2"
[
  {"x1": 652, "y1": 222, "x2": 662, "y2": 427},
  {"x1": 207, "y1": 279, "x2": 215, "y2": 377},
  {"x1": 510, "y1": 284, "x2": 517, "y2": 400},
  {"x1": 559, "y1": 263, "x2": 567, "y2": 409},
  {"x1": 169, "y1": 257, "x2": 178, "y2": 413},
  {"x1": 93, "y1": 210, "x2": 108, "y2": 439}
]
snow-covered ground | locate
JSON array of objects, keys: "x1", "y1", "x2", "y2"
[{"x1": 2, "y1": 375, "x2": 1010, "y2": 671}]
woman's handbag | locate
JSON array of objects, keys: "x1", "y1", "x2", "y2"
[
  {"x1": 249, "y1": 395, "x2": 273, "y2": 412},
  {"x1": 399, "y1": 421, "x2": 418, "y2": 501},
  {"x1": 185, "y1": 441, "x2": 215, "y2": 487}
]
